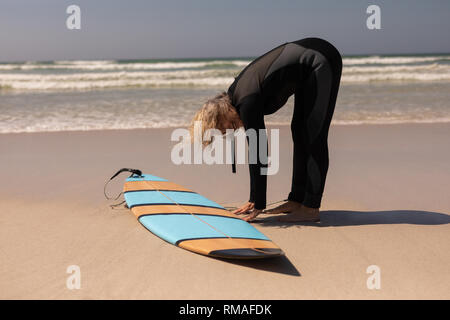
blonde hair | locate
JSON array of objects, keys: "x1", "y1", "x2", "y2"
[{"x1": 190, "y1": 92, "x2": 242, "y2": 146}]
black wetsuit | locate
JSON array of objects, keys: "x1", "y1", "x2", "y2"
[{"x1": 227, "y1": 38, "x2": 342, "y2": 210}]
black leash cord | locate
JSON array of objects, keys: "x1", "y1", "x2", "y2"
[{"x1": 103, "y1": 168, "x2": 143, "y2": 201}]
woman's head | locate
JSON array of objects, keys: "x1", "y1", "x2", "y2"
[{"x1": 190, "y1": 92, "x2": 242, "y2": 146}]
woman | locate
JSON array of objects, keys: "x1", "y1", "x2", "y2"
[{"x1": 191, "y1": 38, "x2": 342, "y2": 222}]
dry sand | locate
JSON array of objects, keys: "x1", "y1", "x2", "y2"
[{"x1": 0, "y1": 123, "x2": 449, "y2": 299}]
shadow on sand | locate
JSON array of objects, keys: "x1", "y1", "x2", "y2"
[
  {"x1": 213, "y1": 255, "x2": 301, "y2": 277},
  {"x1": 207, "y1": 210, "x2": 449, "y2": 277},
  {"x1": 252, "y1": 209, "x2": 450, "y2": 228}
]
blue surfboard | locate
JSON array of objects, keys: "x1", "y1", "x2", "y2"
[{"x1": 123, "y1": 173, "x2": 284, "y2": 259}]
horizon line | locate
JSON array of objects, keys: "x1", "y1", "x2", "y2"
[{"x1": 1, "y1": 52, "x2": 450, "y2": 64}]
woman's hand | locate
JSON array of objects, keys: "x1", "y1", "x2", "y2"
[
  {"x1": 232, "y1": 202, "x2": 263, "y2": 222},
  {"x1": 232, "y1": 202, "x2": 254, "y2": 215}
]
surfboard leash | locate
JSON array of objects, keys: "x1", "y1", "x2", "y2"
[{"x1": 104, "y1": 168, "x2": 143, "y2": 209}]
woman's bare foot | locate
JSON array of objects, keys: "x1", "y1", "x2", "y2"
[
  {"x1": 277, "y1": 205, "x2": 320, "y2": 222},
  {"x1": 263, "y1": 200, "x2": 303, "y2": 215},
  {"x1": 264, "y1": 201, "x2": 320, "y2": 222}
]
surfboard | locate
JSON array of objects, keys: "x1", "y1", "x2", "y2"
[{"x1": 123, "y1": 173, "x2": 284, "y2": 259}]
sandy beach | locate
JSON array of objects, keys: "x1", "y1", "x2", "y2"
[{"x1": 1, "y1": 123, "x2": 449, "y2": 299}]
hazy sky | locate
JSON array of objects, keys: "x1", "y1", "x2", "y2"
[{"x1": 0, "y1": 0, "x2": 449, "y2": 61}]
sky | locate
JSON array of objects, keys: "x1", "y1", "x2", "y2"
[{"x1": 0, "y1": 0, "x2": 449, "y2": 62}]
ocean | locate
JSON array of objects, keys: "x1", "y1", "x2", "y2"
[{"x1": 1, "y1": 54, "x2": 449, "y2": 133}]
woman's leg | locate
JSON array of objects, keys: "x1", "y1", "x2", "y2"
[
  {"x1": 264, "y1": 38, "x2": 342, "y2": 221},
  {"x1": 287, "y1": 83, "x2": 309, "y2": 204},
  {"x1": 288, "y1": 39, "x2": 342, "y2": 209},
  {"x1": 263, "y1": 85, "x2": 312, "y2": 219}
]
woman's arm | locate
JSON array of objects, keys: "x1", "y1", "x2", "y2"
[{"x1": 238, "y1": 95, "x2": 268, "y2": 210}]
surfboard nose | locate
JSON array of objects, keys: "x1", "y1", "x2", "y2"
[{"x1": 209, "y1": 248, "x2": 284, "y2": 259}]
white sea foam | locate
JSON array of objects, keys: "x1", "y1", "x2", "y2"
[
  {"x1": 2, "y1": 117, "x2": 450, "y2": 134},
  {"x1": 0, "y1": 60, "x2": 251, "y2": 71},
  {"x1": 1, "y1": 55, "x2": 450, "y2": 91},
  {"x1": 53, "y1": 60, "x2": 116, "y2": 65},
  {"x1": 342, "y1": 72, "x2": 450, "y2": 82},
  {"x1": 0, "y1": 77, "x2": 234, "y2": 90},
  {"x1": 2, "y1": 65, "x2": 450, "y2": 90},
  {"x1": 1, "y1": 55, "x2": 450, "y2": 133},
  {"x1": 0, "y1": 69, "x2": 231, "y2": 81},
  {"x1": 332, "y1": 117, "x2": 450, "y2": 125},
  {"x1": 342, "y1": 55, "x2": 450, "y2": 65},
  {"x1": 343, "y1": 63, "x2": 448, "y2": 73}
]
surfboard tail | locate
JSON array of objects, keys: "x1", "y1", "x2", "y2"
[
  {"x1": 178, "y1": 238, "x2": 284, "y2": 259},
  {"x1": 208, "y1": 248, "x2": 284, "y2": 259}
]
